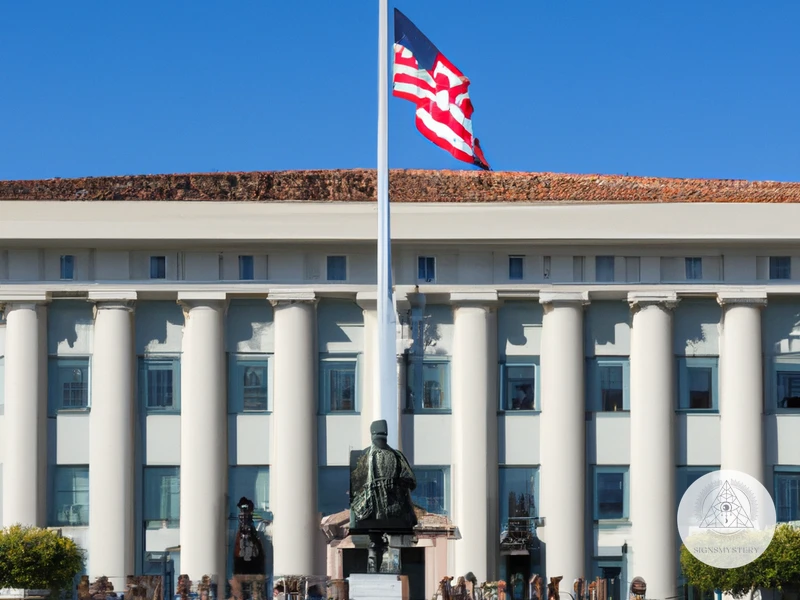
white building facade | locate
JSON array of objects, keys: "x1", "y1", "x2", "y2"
[{"x1": 1, "y1": 170, "x2": 800, "y2": 600}]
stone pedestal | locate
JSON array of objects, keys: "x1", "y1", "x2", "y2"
[{"x1": 348, "y1": 575, "x2": 409, "y2": 600}]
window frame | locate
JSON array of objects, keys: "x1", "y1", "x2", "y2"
[
  {"x1": 769, "y1": 256, "x2": 791, "y2": 280},
  {"x1": 774, "y1": 467, "x2": 800, "y2": 523},
  {"x1": 685, "y1": 257, "x2": 703, "y2": 280},
  {"x1": 238, "y1": 255, "x2": 255, "y2": 281},
  {"x1": 406, "y1": 357, "x2": 451, "y2": 413},
  {"x1": 143, "y1": 466, "x2": 180, "y2": 529},
  {"x1": 411, "y1": 466, "x2": 450, "y2": 516},
  {"x1": 508, "y1": 255, "x2": 524, "y2": 281},
  {"x1": 771, "y1": 359, "x2": 800, "y2": 411},
  {"x1": 676, "y1": 466, "x2": 717, "y2": 508},
  {"x1": 50, "y1": 465, "x2": 89, "y2": 527},
  {"x1": 595, "y1": 256, "x2": 615, "y2": 282},
  {"x1": 498, "y1": 466, "x2": 539, "y2": 533},
  {"x1": 499, "y1": 358, "x2": 540, "y2": 412},
  {"x1": 677, "y1": 357, "x2": 719, "y2": 412},
  {"x1": 318, "y1": 466, "x2": 351, "y2": 517},
  {"x1": 149, "y1": 256, "x2": 167, "y2": 279},
  {"x1": 319, "y1": 355, "x2": 359, "y2": 414},
  {"x1": 326, "y1": 255, "x2": 348, "y2": 282},
  {"x1": 229, "y1": 354, "x2": 272, "y2": 414},
  {"x1": 139, "y1": 357, "x2": 181, "y2": 414},
  {"x1": 587, "y1": 357, "x2": 630, "y2": 412},
  {"x1": 417, "y1": 256, "x2": 437, "y2": 283},
  {"x1": 48, "y1": 356, "x2": 91, "y2": 414},
  {"x1": 593, "y1": 466, "x2": 629, "y2": 521},
  {"x1": 228, "y1": 465, "x2": 270, "y2": 521},
  {"x1": 60, "y1": 254, "x2": 76, "y2": 280}
]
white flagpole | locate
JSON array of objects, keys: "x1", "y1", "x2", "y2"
[{"x1": 376, "y1": 0, "x2": 398, "y2": 448}]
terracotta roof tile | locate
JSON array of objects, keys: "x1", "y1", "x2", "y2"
[{"x1": 1, "y1": 169, "x2": 799, "y2": 203}]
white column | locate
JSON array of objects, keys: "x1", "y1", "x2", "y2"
[
  {"x1": 356, "y1": 293, "x2": 377, "y2": 447},
  {"x1": 178, "y1": 293, "x2": 228, "y2": 582},
  {"x1": 451, "y1": 293, "x2": 498, "y2": 582},
  {"x1": 538, "y1": 292, "x2": 588, "y2": 583},
  {"x1": 269, "y1": 291, "x2": 319, "y2": 577},
  {"x1": 2, "y1": 295, "x2": 48, "y2": 527},
  {"x1": 88, "y1": 292, "x2": 136, "y2": 588},
  {"x1": 718, "y1": 292, "x2": 766, "y2": 482},
  {"x1": 628, "y1": 293, "x2": 678, "y2": 600}
]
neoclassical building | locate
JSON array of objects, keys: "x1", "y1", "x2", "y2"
[{"x1": 1, "y1": 170, "x2": 799, "y2": 600}]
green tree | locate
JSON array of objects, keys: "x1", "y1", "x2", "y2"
[
  {"x1": 681, "y1": 524, "x2": 800, "y2": 598},
  {"x1": 0, "y1": 525, "x2": 84, "y2": 592}
]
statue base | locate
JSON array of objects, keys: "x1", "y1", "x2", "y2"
[{"x1": 348, "y1": 574, "x2": 409, "y2": 600}]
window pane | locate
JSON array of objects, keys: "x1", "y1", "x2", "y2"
[
  {"x1": 318, "y1": 467, "x2": 350, "y2": 517},
  {"x1": 600, "y1": 365, "x2": 624, "y2": 412},
  {"x1": 509, "y1": 256, "x2": 524, "y2": 280},
  {"x1": 327, "y1": 256, "x2": 347, "y2": 281},
  {"x1": 504, "y1": 365, "x2": 535, "y2": 410},
  {"x1": 229, "y1": 466, "x2": 270, "y2": 520},
  {"x1": 688, "y1": 367, "x2": 712, "y2": 409},
  {"x1": 239, "y1": 255, "x2": 254, "y2": 280},
  {"x1": 326, "y1": 363, "x2": 356, "y2": 412},
  {"x1": 777, "y1": 371, "x2": 800, "y2": 409},
  {"x1": 412, "y1": 469, "x2": 447, "y2": 515},
  {"x1": 147, "y1": 366, "x2": 174, "y2": 409},
  {"x1": 144, "y1": 467, "x2": 180, "y2": 527},
  {"x1": 685, "y1": 257, "x2": 702, "y2": 280},
  {"x1": 596, "y1": 256, "x2": 615, "y2": 282},
  {"x1": 52, "y1": 467, "x2": 89, "y2": 526},
  {"x1": 770, "y1": 256, "x2": 791, "y2": 280},
  {"x1": 422, "y1": 363, "x2": 447, "y2": 409},
  {"x1": 418, "y1": 256, "x2": 436, "y2": 281},
  {"x1": 499, "y1": 468, "x2": 537, "y2": 533},
  {"x1": 597, "y1": 471, "x2": 625, "y2": 519},
  {"x1": 60, "y1": 255, "x2": 75, "y2": 280},
  {"x1": 150, "y1": 256, "x2": 166, "y2": 279},
  {"x1": 775, "y1": 473, "x2": 800, "y2": 522},
  {"x1": 58, "y1": 363, "x2": 89, "y2": 409},
  {"x1": 242, "y1": 364, "x2": 268, "y2": 411}
]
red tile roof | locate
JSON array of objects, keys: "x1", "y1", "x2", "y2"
[{"x1": 1, "y1": 169, "x2": 800, "y2": 203}]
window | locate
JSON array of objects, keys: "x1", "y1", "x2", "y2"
[
  {"x1": 407, "y1": 359, "x2": 450, "y2": 411},
  {"x1": 320, "y1": 358, "x2": 357, "y2": 413},
  {"x1": 595, "y1": 256, "x2": 615, "y2": 282},
  {"x1": 509, "y1": 256, "x2": 524, "y2": 281},
  {"x1": 326, "y1": 255, "x2": 347, "y2": 281},
  {"x1": 678, "y1": 358, "x2": 718, "y2": 410},
  {"x1": 49, "y1": 357, "x2": 90, "y2": 411},
  {"x1": 60, "y1": 255, "x2": 75, "y2": 280},
  {"x1": 144, "y1": 467, "x2": 180, "y2": 528},
  {"x1": 770, "y1": 256, "x2": 791, "y2": 280},
  {"x1": 140, "y1": 358, "x2": 180, "y2": 412},
  {"x1": 499, "y1": 467, "x2": 538, "y2": 533},
  {"x1": 594, "y1": 467, "x2": 628, "y2": 520},
  {"x1": 229, "y1": 355, "x2": 270, "y2": 413},
  {"x1": 774, "y1": 470, "x2": 800, "y2": 523},
  {"x1": 411, "y1": 467, "x2": 449, "y2": 515},
  {"x1": 318, "y1": 467, "x2": 350, "y2": 517},
  {"x1": 229, "y1": 466, "x2": 270, "y2": 520},
  {"x1": 685, "y1": 257, "x2": 703, "y2": 280},
  {"x1": 150, "y1": 256, "x2": 166, "y2": 279},
  {"x1": 588, "y1": 358, "x2": 629, "y2": 412},
  {"x1": 239, "y1": 255, "x2": 254, "y2": 281},
  {"x1": 51, "y1": 466, "x2": 89, "y2": 526},
  {"x1": 501, "y1": 361, "x2": 537, "y2": 411},
  {"x1": 677, "y1": 466, "x2": 716, "y2": 506},
  {"x1": 418, "y1": 256, "x2": 436, "y2": 282},
  {"x1": 543, "y1": 256, "x2": 551, "y2": 280},
  {"x1": 776, "y1": 369, "x2": 800, "y2": 409}
]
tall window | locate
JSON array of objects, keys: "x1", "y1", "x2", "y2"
[
  {"x1": 678, "y1": 358, "x2": 718, "y2": 410},
  {"x1": 140, "y1": 358, "x2": 180, "y2": 412},
  {"x1": 411, "y1": 467, "x2": 449, "y2": 515},
  {"x1": 588, "y1": 358, "x2": 629, "y2": 412},
  {"x1": 770, "y1": 256, "x2": 791, "y2": 280},
  {"x1": 418, "y1": 256, "x2": 436, "y2": 282},
  {"x1": 776, "y1": 368, "x2": 800, "y2": 409},
  {"x1": 685, "y1": 257, "x2": 703, "y2": 280},
  {"x1": 774, "y1": 470, "x2": 800, "y2": 522},
  {"x1": 508, "y1": 256, "x2": 524, "y2": 281},
  {"x1": 150, "y1": 256, "x2": 166, "y2": 279},
  {"x1": 677, "y1": 466, "x2": 716, "y2": 507},
  {"x1": 60, "y1": 255, "x2": 75, "y2": 280},
  {"x1": 326, "y1": 256, "x2": 347, "y2": 281},
  {"x1": 594, "y1": 467, "x2": 628, "y2": 520},
  {"x1": 49, "y1": 357, "x2": 90, "y2": 411},
  {"x1": 144, "y1": 467, "x2": 180, "y2": 528},
  {"x1": 318, "y1": 467, "x2": 350, "y2": 517},
  {"x1": 501, "y1": 361, "x2": 537, "y2": 411},
  {"x1": 229, "y1": 355, "x2": 269, "y2": 412},
  {"x1": 239, "y1": 255, "x2": 254, "y2": 280},
  {"x1": 407, "y1": 359, "x2": 450, "y2": 411},
  {"x1": 499, "y1": 467, "x2": 538, "y2": 533},
  {"x1": 595, "y1": 256, "x2": 615, "y2": 282},
  {"x1": 51, "y1": 466, "x2": 89, "y2": 526},
  {"x1": 229, "y1": 466, "x2": 270, "y2": 520},
  {"x1": 320, "y1": 358, "x2": 357, "y2": 412}
]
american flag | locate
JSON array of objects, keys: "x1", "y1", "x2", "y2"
[{"x1": 392, "y1": 8, "x2": 490, "y2": 170}]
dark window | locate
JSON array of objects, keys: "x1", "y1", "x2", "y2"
[
  {"x1": 688, "y1": 367, "x2": 712, "y2": 409},
  {"x1": 321, "y1": 361, "x2": 357, "y2": 412},
  {"x1": 600, "y1": 365, "x2": 624, "y2": 411},
  {"x1": 150, "y1": 256, "x2": 166, "y2": 279},
  {"x1": 775, "y1": 472, "x2": 800, "y2": 522},
  {"x1": 318, "y1": 467, "x2": 350, "y2": 517},
  {"x1": 596, "y1": 470, "x2": 626, "y2": 519},
  {"x1": 509, "y1": 256, "x2": 524, "y2": 280},
  {"x1": 502, "y1": 364, "x2": 535, "y2": 410},
  {"x1": 685, "y1": 257, "x2": 702, "y2": 280},
  {"x1": 418, "y1": 256, "x2": 436, "y2": 282},
  {"x1": 777, "y1": 371, "x2": 800, "y2": 409},
  {"x1": 239, "y1": 255, "x2": 254, "y2": 280},
  {"x1": 596, "y1": 256, "x2": 615, "y2": 282},
  {"x1": 60, "y1": 255, "x2": 75, "y2": 280},
  {"x1": 50, "y1": 358, "x2": 90, "y2": 411},
  {"x1": 411, "y1": 468, "x2": 448, "y2": 515},
  {"x1": 770, "y1": 256, "x2": 791, "y2": 280},
  {"x1": 327, "y1": 256, "x2": 347, "y2": 281},
  {"x1": 51, "y1": 466, "x2": 89, "y2": 526},
  {"x1": 143, "y1": 467, "x2": 180, "y2": 528},
  {"x1": 140, "y1": 359, "x2": 180, "y2": 411}
]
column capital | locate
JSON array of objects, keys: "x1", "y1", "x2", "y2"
[
  {"x1": 628, "y1": 292, "x2": 679, "y2": 312},
  {"x1": 717, "y1": 291, "x2": 768, "y2": 308},
  {"x1": 539, "y1": 290, "x2": 590, "y2": 306},
  {"x1": 268, "y1": 289, "x2": 317, "y2": 307},
  {"x1": 449, "y1": 290, "x2": 499, "y2": 306},
  {"x1": 0, "y1": 291, "x2": 50, "y2": 309},
  {"x1": 355, "y1": 291, "x2": 377, "y2": 311},
  {"x1": 88, "y1": 290, "x2": 137, "y2": 312}
]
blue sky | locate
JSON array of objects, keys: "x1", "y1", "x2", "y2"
[{"x1": 1, "y1": 1, "x2": 798, "y2": 181}]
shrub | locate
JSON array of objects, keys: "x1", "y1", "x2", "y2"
[{"x1": 0, "y1": 524, "x2": 84, "y2": 592}]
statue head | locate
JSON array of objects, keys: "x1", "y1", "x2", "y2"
[{"x1": 370, "y1": 419, "x2": 389, "y2": 449}]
